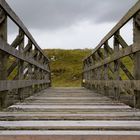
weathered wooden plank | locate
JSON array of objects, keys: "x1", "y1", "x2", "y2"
[
  {"x1": 0, "y1": 120, "x2": 140, "y2": 130},
  {"x1": 84, "y1": 80, "x2": 140, "y2": 91},
  {"x1": 1, "y1": 130, "x2": 140, "y2": 136},
  {"x1": 9, "y1": 104, "x2": 131, "y2": 109},
  {"x1": 0, "y1": 80, "x2": 50, "y2": 91},
  {"x1": 10, "y1": 32, "x2": 24, "y2": 49},
  {"x1": 0, "y1": 112, "x2": 140, "y2": 121}
]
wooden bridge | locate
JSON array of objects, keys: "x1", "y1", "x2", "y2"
[{"x1": 0, "y1": 0, "x2": 140, "y2": 139}]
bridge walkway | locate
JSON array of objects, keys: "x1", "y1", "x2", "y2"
[{"x1": 0, "y1": 88, "x2": 140, "y2": 139}]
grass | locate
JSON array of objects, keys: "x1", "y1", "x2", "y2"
[
  {"x1": 44, "y1": 49, "x2": 134, "y2": 87},
  {"x1": 44, "y1": 49, "x2": 91, "y2": 87}
]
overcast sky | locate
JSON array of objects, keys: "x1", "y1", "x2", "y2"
[{"x1": 6, "y1": 0, "x2": 137, "y2": 49}]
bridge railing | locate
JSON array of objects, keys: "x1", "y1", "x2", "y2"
[
  {"x1": 82, "y1": 1, "x2": 140, "y2": 108},
  {"x1": 0, "y1": 0, "x2": 51, "y2": 108}
]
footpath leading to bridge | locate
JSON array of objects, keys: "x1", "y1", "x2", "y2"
[{"x1": 0, "y1": 88, "x2": 140, "y2": 139}]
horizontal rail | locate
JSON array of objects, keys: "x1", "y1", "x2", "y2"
[
  {"x1": 84, "y1": 80, "x2": 140, "y2": 91},
  {"x1": 0, "y1": 80, "x2": 50, "y2": 92}
]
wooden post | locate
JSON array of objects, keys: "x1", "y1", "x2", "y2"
[
  {"x1": 0, "y1": 8, "x2": 7, "y2": 79},
  {"x1": 18, "y1": 29, "x2": 24, "y2": 101},
  {"x1": 104, "y1": 43, "x2": 109, "y2": 81},
  {"x1": 134, "y1": 12, "x2": 140, "y2": 108},
  {"x1": 0, "y1": 8, "x2": 8, "y2": 108},
  {"x1": 18, "y1": 29, "x2": 24, "y2": 79},
  {"x1": 104, "y1": 42, "x2": 109, "y2": 96},
  {"x1": 114, "y1": 31, "x2": 120, "y2": 100},
  {"x1": 28, "y1": 42, "x2": 33, "y2": 95}
]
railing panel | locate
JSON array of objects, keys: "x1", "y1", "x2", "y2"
[
  {"x1": 0, "y1": 0, "x2": 51, "y2": 109},
  {"x1": 82, "y1": 1, "x2": 140, "y2": 108}
]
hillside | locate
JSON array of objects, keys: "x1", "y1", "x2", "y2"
[
  {"x1": 44, "y1": 49, "x2": 133, "y2": 87},
  {"x1": 44, "y1": 49, "x2": 91, "y2": 87}
]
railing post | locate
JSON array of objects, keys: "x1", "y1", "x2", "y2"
[
  {"x1": 114, "y1": 31, "x2": 120, "y2": 100},
  {"x1": 18, "y1": 29, "x2": 25, "y2": 101},
  {"x1": 104, "y1": 42, "x2": 109, "y2": 96},
  {"x1": 134, "y1": 12, "x2": 140, "y2": 108},
  {"x1": 0, "y1": 7, "x2": 8, "y2": 108}
]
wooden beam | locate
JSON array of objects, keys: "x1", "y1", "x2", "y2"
[
  {"x1": 10, "y1": 32, "x2": 24, "y2": 49},
  {"x1": 0, "y1": 80, "x2": 50, "y2": 92},
  {"x1": 116, "y1": 35, "x2": 133, "y2": 60},
  {"x1": 85, "y1": 80, "x2": 140, "y2": 91}
]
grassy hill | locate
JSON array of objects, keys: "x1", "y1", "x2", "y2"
[
  {"x1": 44, "y1": 49, "x2": 91, "y2": 87},
  {"x1": 44, "y1": 49, "x2": 133, "y2": 87}
]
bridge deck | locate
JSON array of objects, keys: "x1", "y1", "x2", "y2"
[{"x1": 0, "y1": 88, "x2": 140, "y2": 140}]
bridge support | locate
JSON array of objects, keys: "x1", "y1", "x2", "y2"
[{"x1": 134, "y1": 12, "x2": 140, "y2": 108}]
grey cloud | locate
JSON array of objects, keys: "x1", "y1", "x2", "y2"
[{"x1": 6, "y1": 0, "x2": 137, "y2": 30}]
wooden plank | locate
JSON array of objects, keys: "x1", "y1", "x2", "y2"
[
  {"x1": 8, "y1": 105, "x2": 131, "y2": 109},
  {"x1": 10, "y1": 32, "x2": 24, "y2": 49},
  {"x1": 0, "y1": 130, "x2": 140, "y2": 136},
  {"x1": 0, "y1": 135, "x2": 140, "y2": 140},
  {"x1": 0, "y1": 80, "x2": 50, "y2": 91},
  {"x1": 0, "y1": 113, "x2": 140, "y2": 121},
  {"x1": 84, "y1": 80, "x2": 140, "y2": 91},
  {"x1": 0, "y1": 120, "x2": 140, "y2": 130}
]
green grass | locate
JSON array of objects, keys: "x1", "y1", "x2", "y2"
[
  {"x1": 44, "y1": 49, "x2": 134, "y2": 87},
  {"x1": 44, "y1": 49, "x2": 91, "y2": 87}
]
